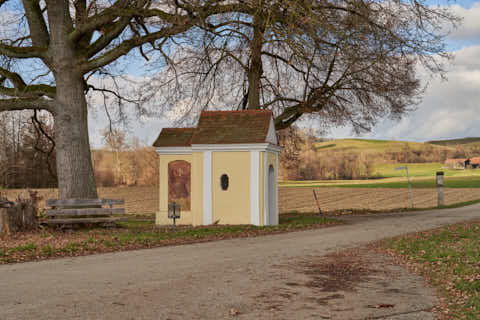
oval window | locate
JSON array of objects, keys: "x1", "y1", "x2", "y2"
[{"x1": 220, "y1": 174, "x2": 229, "y2": 190}]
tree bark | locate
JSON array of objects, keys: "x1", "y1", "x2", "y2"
[
  {"x1": 0, "y1": 201, "x2": 37, "y2": 235},
  {"x1": 247, "y1": 14, "x2": 265, "y2": 109},
  {"x1": 54, "y1": 72, "x2": 98, "y2": 199},
  {"x1": 46, "y1": 0, "x2": 98, "y2": 200}
]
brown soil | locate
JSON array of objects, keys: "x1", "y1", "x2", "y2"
[
  {"x1": 2, "y1": 186, "x2": 479, "y2": 215},
  {"x1": 279, "y1": 187, "x2": 480, "y2": 213}
]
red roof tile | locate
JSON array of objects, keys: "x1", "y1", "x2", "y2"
[
  {"x1": 470, "y1": 157, "x2": 480, "y2": 165},
  {"x1": 153, "y1": 128, "x2": 195, "y2": 147},
  {"x1": 154, "y1": 110, "x2": 275, "y2": 147},
  {"x1": 191, "y1": 110, "x2": 273, "y2": 145}
]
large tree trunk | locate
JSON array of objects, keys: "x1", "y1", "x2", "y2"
[
  {"x1": 47, "y1": 0, "x2": 98, "y2": 200},
  {"x1": 54, "y1": 72, "x2": 98, "y2": 199},
  {"x1": 247, "y1": 14, "x2": 265, "y2": 109}
]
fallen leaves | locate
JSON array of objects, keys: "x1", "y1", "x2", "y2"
[
  {"x1": 377, "y1": 220, "x2": 480, "y2": 320},
  {"x1": 0, "y1": 215, "x2": 341, "y2": 265}
]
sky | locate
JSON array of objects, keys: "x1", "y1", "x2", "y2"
[
  {"x1": 325, "y1": 1, "x2": 480, "y2": 142},
  {"x1": 88, "y1": 1, "x2": 480, "y2": 147}
]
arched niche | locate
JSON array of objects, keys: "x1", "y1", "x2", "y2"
[{"x1": 168, "y1": 160, "x2": 191, "y2": 211}]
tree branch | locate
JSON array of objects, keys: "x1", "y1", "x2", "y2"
[
  {"x1": 22, "y1": 0, "x2": 50, "y2": 47},
  {"x1": 81, "y1": 22, "x2": 194, "y2": 73},
  {"x1": 0, "y1": 43, "x2": 46, "y2": 58},
  {"x1": 0, "y1": 67, "x2": 56, "y2": 98},
  {"x1": 68, "y1": 0, "x2": 138, "y2": 43},
  {"x1": 0, "y1": 98, "x2": 55, "y2": 112},
  {"x1": 86, "y1": 16, "x2": 131, "y2": 58}
]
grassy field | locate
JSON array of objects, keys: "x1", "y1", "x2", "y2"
[
  {"x1": 314, "y1": 138, "x2": 452, "y2": 154},
  {"x1": 282, "y1": 161, "x2": 480, "y2": 189},
  {"x1": 427, "y1": 137, "x2": 480, "y2": 147},
  {"x1": 384, "y1": 221, "x2": 480, "y2": 319},
  {"x1": 280, "y1": 175, "x2": 480, "y2": 188},
  {"x1": 374, "y1": 163, "x2": 480, "y2": 178}
]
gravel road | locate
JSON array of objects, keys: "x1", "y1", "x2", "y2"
[{"x1": 1, "y1": 204, "x2": 479, "y2": 320}]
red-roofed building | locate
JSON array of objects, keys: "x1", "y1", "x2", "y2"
[
  {"x1": 154, "y1": 110, "x2": 281, "y2": 226},
  {"x1": 466, "y1": 157, "x2": 480, "y2": 169},
  {"x1": 444, "y1": 158, "x2": 468, "y2": 169}
]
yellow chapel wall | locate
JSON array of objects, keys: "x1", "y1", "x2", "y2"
[{"x1": 212, "y1": 151, "x2": 251, "y2": 225}]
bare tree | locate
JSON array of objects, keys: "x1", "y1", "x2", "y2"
[
  {"x1": 102, "y1": 127, "x2": 127, "y2": 185},
  {"x1": 0, "y1": 111, "x2": 56, "y2": 188},
  {"x1": 144, "y1": 0, "x2": 459, "y2": 131},
  {"x1": 0, "y1": 0, "x2": 241, "y2": 199}
]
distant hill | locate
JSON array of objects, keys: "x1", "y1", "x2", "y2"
[
  {"x1": 427, "y1": 137, "x2": 480, "y2": 146},
  {"x1": 314, "y1": 138, "x2": 453, "y2": 154}
]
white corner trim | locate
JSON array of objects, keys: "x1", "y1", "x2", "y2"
[
  {"x1": 203, "y1": 151, "x2": 213, "y2": 225},
  {"x1": 275, "y1": 152, "x2": 279, "y2": 225},
  {"x1": 192, "y1": 143, "x2": 282, "y2": 153},
  {"x1": 156, "y1": 147, "x2": 192, "y2": 155},
  {"x1": 263, "y1": 152, "x2": 268, "y2": 226},
  {"x1": 266, "y1": 117, "x2": 278, "y2": 145},
  {"x1": 250, "y1": 151, "x2": 260, "y2": 226}
]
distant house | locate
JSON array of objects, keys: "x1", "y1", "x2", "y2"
[
  {"x1": 469, "y1": 157, "x2": 480, "y2": 169},
  {"x1": 444, "y1": 158, "x2": 468, "y2": 169}
]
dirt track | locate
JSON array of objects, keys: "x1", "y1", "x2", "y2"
[
  {"x1": 1, "y1": 204, "x2": 479, "y2": 320},
  {"x1": 3, "y1": 186, "x2": 480, "y2": 215}
]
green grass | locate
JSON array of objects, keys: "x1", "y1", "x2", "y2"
[
  {"x1": 329, "y1": 176, "x2": 480, "y2": 188},
  {"x1": 385, "y1": 222, "x2": 480, "y2": 319},
  {"x1": 374, "y1": 163, "x2": 480, "y2": 178},
  {"x1": 313, "y1": 138, "x2": 451, "y2": 154},
  {"x1": 427, "y1": 137, "x2": 480, "y2": 146},
  {"x1": 10, "y1": 243, "x2": 37, "y2": 253},
  {"x1": 281, "y1": 175, "x2": 480, "y2": 188}
]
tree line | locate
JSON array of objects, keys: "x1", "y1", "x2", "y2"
[
  {"x1": 0, "y1": 113, "x2": 158, "y2": 189},
  {"x1": 278, "y1": 127, "x2": 479, "y2": 181}
]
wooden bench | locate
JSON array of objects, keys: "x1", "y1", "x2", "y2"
[{"x1": 44, "y1": 198, "x2": 126, "y2": 225}]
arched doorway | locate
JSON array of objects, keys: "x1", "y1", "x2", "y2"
[{"x1": 268, "y1": 165, "x2": 275, "y2": 225}]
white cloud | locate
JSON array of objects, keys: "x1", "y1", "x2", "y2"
[
  {"x1": 448, "y1": 3, "x2": 480, "y2": 41},
  {"x1": 333, "y1": 44, "x2": 480, "y2": 142}
]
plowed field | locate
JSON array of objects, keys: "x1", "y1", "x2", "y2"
[
  {"x1": 2, "y1": 186, "x2": 479, "y2": 215},
  {"x1": 279, "y1": 187, "x2": 480, "y2": 213}
]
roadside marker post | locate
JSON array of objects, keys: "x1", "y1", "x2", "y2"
[
  {"x1": 395, "y1": 166, "x2": 414, "y2": 208},
  {"x1": 436, "y1": 171, "x2": 445, "y2": 207}
]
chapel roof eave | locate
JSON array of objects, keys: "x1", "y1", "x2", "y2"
[{"x1": 155, "y1": 143, "x2": 282, "y2": 155}]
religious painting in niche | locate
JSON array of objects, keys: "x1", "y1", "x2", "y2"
[{"x1": 168, "y1": 160, "x2": 191, "y2": 210}]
